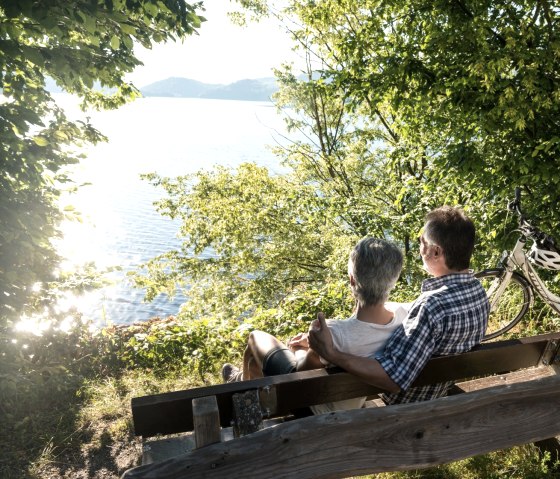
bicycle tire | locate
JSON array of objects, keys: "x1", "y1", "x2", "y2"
[{"x1": 475, "y1": 268, "x2": 533, "y2": 341}]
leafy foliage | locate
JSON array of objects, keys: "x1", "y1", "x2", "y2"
[
  {"x1": 119, "y1": 279, "x2": 353, "y2": 376},
  {"x1": 290, "y1": 0, "x2": 559, "y2": 185},
  {"x1": 0, "y1": 0, "x2": 204, "y2": 323},
  {"x1": 0, "y1": 4, "x2": 204, "y2": 473},
  {"x1": 134, "y1": 163, "x2": 348, "y2": 318},
  {"x1": 0, "y1": 313, "x2": 127, "y2": 477},
  {"x1": 236, "y1": 0, "x2": 560, "y2": 254}
]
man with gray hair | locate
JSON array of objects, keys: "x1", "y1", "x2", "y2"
[
  {"x1": 309, "y1": 206, "x2": 490, "y2": 404},
  {"x1": 222, "y1": 237, "x2": 407, "y2": 413}
]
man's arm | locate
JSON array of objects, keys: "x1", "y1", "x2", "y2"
[{"x1": 308, "y1": 313, "x2": 401, "y2": 393}]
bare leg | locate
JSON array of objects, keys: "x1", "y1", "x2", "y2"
[
  {"x1": 244, "y1": 350, "x2": 262, "y2": 380},
  {"x1": 242, "y1": 345, "x2": 262, "y2": 380},
  {"x1": 242, "y1": 330, "x2": 287, "y2": 380}
]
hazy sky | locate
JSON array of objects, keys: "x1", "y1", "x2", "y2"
[{"x1": 127, "y1": 1, "x2": 302, "y2": 87}]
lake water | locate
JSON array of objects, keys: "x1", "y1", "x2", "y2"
[{"x1": 56, "y1": 95, "x2": 287, "y2": 325}]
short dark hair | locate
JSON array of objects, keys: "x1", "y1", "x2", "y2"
[
  {"x1": 424, "y1": 206, "x2": 475, "y2": 271},
  {"x1": 349, "y1": 237, "x2": 403, "y2": 307}
]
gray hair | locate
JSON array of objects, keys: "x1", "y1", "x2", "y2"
[{"x1": 348, "y1": 237, "x2": 403, "y2": 307}]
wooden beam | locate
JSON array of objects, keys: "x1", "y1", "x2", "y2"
[
  {"x1": 450, "y1": 365, "x2": 556, "y2": 393},
  {"x1": 123, "y1": 373, "x2": 560, "y2": 479},
  {"x1": 131, "y1": 332, "x2": 560, "y2": 438},
  {"x1": 413, "y1": 332, "x2": 555, "y2": 387}
]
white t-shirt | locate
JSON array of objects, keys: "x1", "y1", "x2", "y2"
[{"x1": 310, "y1": 302, "x2": 409, "y2": 415}]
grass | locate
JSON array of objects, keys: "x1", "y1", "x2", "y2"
[
  {"x1": 3, "y1": 369, "x2": 207, "y2": 479},
  {"x1": 374, "y1": 446, "x2": 559, "y2": 479}
]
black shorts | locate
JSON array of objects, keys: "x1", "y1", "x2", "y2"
[
  {"x1": 262, "y1": 346, "x2": 297, "y2": 376},
  {"x1": 261, "y1": 346, "x2": 313, "y2": 418}
]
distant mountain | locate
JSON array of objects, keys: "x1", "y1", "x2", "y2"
[
  {"x1": 44, "y1": 75, "x2": 279, "y2": 102},
  {"x1": 199, "y1": 78, "x2": 278, "y2": 101},
  {"x1": 139, "y1": 77, "x2": 223, "y2": 98},
  {"x1": 140, "y1": 77, "x2": 278, "y2": 102}
]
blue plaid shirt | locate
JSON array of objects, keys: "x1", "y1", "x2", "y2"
[{"x1": 376, "y1": 272, "x2": 489, "y2": 405}]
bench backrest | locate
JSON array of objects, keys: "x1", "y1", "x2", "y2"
[{"x1": 132, "y1": 332, "x2": 560, "y2": 438}]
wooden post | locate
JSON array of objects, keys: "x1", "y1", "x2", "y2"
[
  {"x1": 232, "y1": 389, "x2": 263, "y2": 437},
  {"x1": 534, "y1": 346, "x2": 560, "y2": 470},
  {"x1": 192, "y1": 396, "x2": 221, "y2": 449}
]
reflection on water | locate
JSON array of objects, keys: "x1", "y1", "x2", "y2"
[{"x1": 54, "y1": 95, "x2": 286, "y2": 325}]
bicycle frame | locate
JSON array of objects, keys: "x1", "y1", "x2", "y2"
[{"x1": 498, "y1": 236, "x2": 560, "y2": 315}]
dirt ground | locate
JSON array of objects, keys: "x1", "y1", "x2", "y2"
[{"x1": 33, "y1": 429, "x2": 142, "y2": 479}]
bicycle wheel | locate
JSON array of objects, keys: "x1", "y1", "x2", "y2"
[{"x1": 475, "y1": 268, "x2": 533, "y2": 341}]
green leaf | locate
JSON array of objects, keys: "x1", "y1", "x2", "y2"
[
  {"x1": 122, "y1": 35, "x2": 133, "y2": 50},
  {"x1": 33, "y1": 136, "x2": 49, "y2": 146},
  {"x1": 84, "y1": 15, "x2": 97, "y2": 34},
  {"x1": 110, "y1": 35, "x2": 120, "y2": 50}
]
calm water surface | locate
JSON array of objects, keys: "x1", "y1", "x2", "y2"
[{"x1": 56, "y1": 95, "x2": 287, "y2": 325}]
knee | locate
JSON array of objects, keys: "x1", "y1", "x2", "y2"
[{"x1": 247, "y1": 330, "x2": 264, "y2": 349}]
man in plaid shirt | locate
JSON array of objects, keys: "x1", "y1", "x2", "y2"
[{"x1": 309, "y1": 206, "x2": 490, "y2": 404}]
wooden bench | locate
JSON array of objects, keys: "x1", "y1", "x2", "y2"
[{"x1": 122, "y1": 332, "x2": 560, "y2": 478}]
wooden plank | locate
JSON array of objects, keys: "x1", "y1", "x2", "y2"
[
  {"x1": 122, "y1": 374, "x2": 560, "y2": 479},
  {"x1": 451, "y1": 365, "x2": 556, "y2": 394},
  {"x1": 368, "y1": 366, "x2": 555, "y2": 405},
  {"x1": 131, "y1": 332, "x2": 560, "y2": 438},
  {"x1": 141, "y1": 436, "x2": 195, "y2": 465},
  {"x1": 412, "y1": 334, "x2": 552, "y2": 387},
  {"x1": 132, "y1": 369, "x2": 329, "y2": 437},
  {"x1": 192, "y1": 396, "x2": 221, "y2": 449},
  {"x1": 139, "y1": 368, "x2": 557, "y2": 465}
]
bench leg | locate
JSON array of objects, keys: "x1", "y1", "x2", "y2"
[{"x1": 141, "y1": 439, "x2": 154, "y2": 465}]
